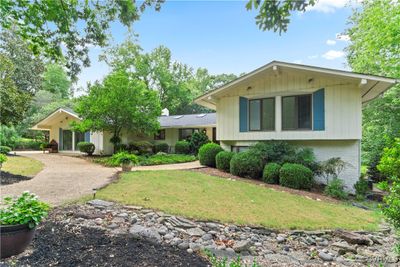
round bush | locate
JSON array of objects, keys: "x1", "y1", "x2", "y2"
[
  {"x1": 128, "y1": 141, "x2": 153, "y2": 155},
  {"x1": 279, "y1": 163, "x2": 313, "y2": 190},
  {"x1": 216, "y1": 151, "x2": 234, "y2": 172},
  {"x1": 77, "y1": 142, "x2": 95, "y2": 156},
  {"x1": 230, "y1": 150, "x2": 264, "y2": 179},
  {"x1": 111, "y1": 151, "x2": 139, "y2": 165},
  {"x1": 262, "y1": 163, "x2": 281, "y2": 184},
  {"x1": 154, "y1": 142, "x2": 169, "y2": 153},
  {"x1": 0, "y1": 146, "x2": 12, "y2": 154},
  {"x1": 175, "y1": 141, "x2": 191, "y2": 154},
  {"x1": 198, "y1": 143, "x2": 223, "y2": 167}
]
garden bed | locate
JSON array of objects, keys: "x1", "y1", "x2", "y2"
[
  {"x1": 0, "y1": 171, "x2": 33, "y2": 185},
  {"x1": 1, "y1": 220, "x2": 208, "y2": 266},
  {"x1": 1, "y1": 155, "x2": 43, "y2": 185}
]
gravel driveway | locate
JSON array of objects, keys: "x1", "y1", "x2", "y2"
[{"x1": 1, "y1": 153, "x2": 117, "y2": 206}]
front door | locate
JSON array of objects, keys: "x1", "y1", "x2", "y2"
[{"x1": 62, "y1": 130, "x2": 73, "y2": 150}]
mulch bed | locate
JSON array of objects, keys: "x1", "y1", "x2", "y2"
[
  {"x1": 3, "y1": 221, "x2": 209, "y2": 267},
  {"x1": 0, "y1": 171, "x2": 32, "y2": 186},
  {"x1": 191, "y1": 167, "x2": 340, "y2": 203}
]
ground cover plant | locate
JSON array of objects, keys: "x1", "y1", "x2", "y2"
[
  {"x1": 92, "y1": 153, "x2": 196, "y2": 167},
  {"x1": 96, "y1": 170, "x2": 380, "y2": 230}
]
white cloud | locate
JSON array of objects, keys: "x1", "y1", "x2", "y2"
[
  {"x1": 306, "y1": 0, "x2": 361, "y2": 13},
  {"x1": 326, "y1": 39, "x2": 336, "y2": 46},
  {"x1": 322, "y1": 50, "x2": 345, "y2": 60},
  {"x1": 308, "y1": 55, "x2": 319, "y2": 59},
  {"x1": 336, "y1": 33, "x2": 351, "y2": 42}
]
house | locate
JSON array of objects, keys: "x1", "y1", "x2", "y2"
[
  {"x1": 195, "y1": 61, "x2": 398, "y2": 189},
  {"x1": 31, "y1": 108, "x2": 216, "y2": 155}
]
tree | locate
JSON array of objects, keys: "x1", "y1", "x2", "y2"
[
  {"x1": 0, "y1": 0, "x2": 163, "y2": 80},
  {"x1": 345, "y1": 0, "x2": 400, "y2": 180},
  {"x1": 42, "y1": 64, "x2": 71, "y2": 99},
  {"x1": 75, "y1": 71, "x2": 161, "y2": 150},
  {"x1": 246, "y1": 0, "x2": 316, "y2": 33}
]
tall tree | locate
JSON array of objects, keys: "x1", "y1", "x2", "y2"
[
  {"x1": 75, "y1": 71, "x2": 161, "y2": 149},
  {"x1": 345, "y1": 0, "x2": 400, "y2": 179},
  {"x1": 42, "y1": 64, "x2": 71, "y2": 99}
]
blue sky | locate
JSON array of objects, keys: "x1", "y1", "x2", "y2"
[{"x1": 76, "y1": 0, "x2": 357, "y2": 91}]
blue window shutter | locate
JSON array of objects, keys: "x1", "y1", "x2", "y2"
[
  {"x1": 313, "y1": 88, "x2": 325, "y2": 131},
  {"x1": 59, "y1": 128, "x2": 63, "y2": 150},
  {"x1": 239, "y1": 97, "x2": 248, "y2": 132},
  {"x1": 84, "y1": 131, "x2": 90, "y2": 142}
]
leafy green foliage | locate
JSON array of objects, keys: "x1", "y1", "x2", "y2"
[
  {"x1": 324, "y1": 178, "x2": 348, "y2": 200},
  {"x1": 378, "y1": 138, "x2": 400, "y2": 178},
  {"x1": 139, "y1": 154, "x2": 196, "y2": 166},
  {"x1": 0, "y1": 192, "x2": 50, "y2": 229},
  {"x1": 175, "y1": 141, "x2": 191, "y2": 155},
  {"x1": 246, "y1": 0, "x2": 315, "y2": 33},
  {"x1": 283, "y1": 147, "x2": 320, "y2": 174},
  {"x1": 154, "y1": 143, "x2": 169, "y2": 154},
  {"x1": 319, "y1": 157, "x2": 350, "y2": 184},
  {"x1": 77, "y1": 142, "x2": 95, "y2": 156},
  {"x1": 262, "y1": 163, "x2": 281, "y2": 184},
  {"x1": 128, "y1": 141, "x2": 154, "y2": 155},
  {"x1": 111, "y1": 152, "x2": 139, "y2": 165},
  {"x1": 205, "y1": 249, "x2": 260, "y2": 267},
  {"x1": 0, "y1": 154, "x2": 7, "y2": 166},
  {"x1": 249, "y1": 141, "x2": 295, "y2": 165},
  {"x1": 279, "y1": 163, "x2": 313, "y2": 190},
  {"x1": 198, "y1": 143, "x2": 223, "y2": 168},
  {"x1": 230, "y1": 150, "x2": 264, "y2": 179},
  {"x1": 14, "y1": 138, "x2": 43, "y2": 150},
  {"x1": 0, "y1": 146, "x2": 11, "y2": 155},
  {"x1": 41, "y1": 64, "x2": 71, "y2": 98},
  {"x1": 216, "y1": 151, "x2": 234, "y2": 172},
  {"x1": 0, "y1": 1, "x2": 163, "y2": 79},
  {"x1": 75, "y1": 71, "x2": 161, "y2": 151},
  {"x1": 0, "y1": 125, "x2": 20, "y2": 148},
  {"x1": 354, "y1": 177, "x2": 370, "y2": 201},
  {"x1": 189, "y1": 131, "x2": 209, "y2": 155},
  {"x1": 346, "y1": 0, "x2": 400, "y2": 182}
]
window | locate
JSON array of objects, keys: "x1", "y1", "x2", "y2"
[
  {"x1": 282, "y1": 94, "x2": 312, "y2": 130},
  {"x1": 179, "y1": 128, "x2": 200, "y2": 141},
  {"x1": 74, "y1": 131, "x2": 85, "y2": 150},
  {"x1": 249, "y1": 98, "x2": 275, "y2": 131},
  {"x1": 154, "y1": 129, "x2": 166, "y2": 140},
  {"x1": 231, "y1": 146, "x2": 249, "y2": 153}
]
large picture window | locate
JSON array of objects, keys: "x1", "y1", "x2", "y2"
[
  {"x1": 249, "y1": 98, "x2": 275, "y2": 131},
  {"x1": 282, "y1": 94, "x2": 312, "y2": 130},
  {"x1": 154, "y1": 129, "x2": 166, "y2": 140},
  {"x1": 179, "y1": 128, "x2": 201, "y2": 141}
]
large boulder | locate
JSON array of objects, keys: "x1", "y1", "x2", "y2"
[{"x1": 129, "y1": 225, "x2": 162, "y2": 244}]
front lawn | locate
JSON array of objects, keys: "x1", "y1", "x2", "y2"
[
  {"x1": 2, "y1": 155, "x2": 43, "y2": 177},
  {"x1": 92, "y1": 154, "x2": 196, "y2": 167},
  {"x1": 96, "y1": 170, "x2": 380, "y2": 230}
]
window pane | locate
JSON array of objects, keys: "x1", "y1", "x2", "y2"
[
  {"x1": 298, "y1": 95, "x2": 311, "y2": 129},
  {"x1": 282, "y1": 96, "x2": 297, "y2": 130},
  {"x1": 261, "y1": 98, "x2": 275, "y2": 130},
  {"x1": 249, "y1": 100, "x2": 261, "y2": 130},
  {"x1": 74, "y1": 132, "x2": 85, "y2": 150}
]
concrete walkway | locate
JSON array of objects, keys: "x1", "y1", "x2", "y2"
[{"x1": 1, "y1": 153, "x2": 117, "y2": 206}]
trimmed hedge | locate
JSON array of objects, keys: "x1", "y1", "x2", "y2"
[
  {"x1": 154, "y1": 143, "x2": 169, "y2": 153},
  {"x1": 129, "y1": 141, "x2": 154, "y2": 155},
  {"x1": 77, "y1": 142, "x2": 95, "y2": 156},
  {"x1": 216, "y1": 151, "x2": 234, "y2": 172},
  {"x1": 230, "y1": 150, "x2": 264, "y2": 179},
  {"x1": 279, "y1": 163, "x2": 313, "y2": 190},
  {"x1": 175, "y1": 141, "x2": 191, "y2": 154},
  {"x1": 0, "y1": 146, "x2": 12, "y2": 154},
  {"x1": 15, "y1": 139, "x2": 43, "y2": 150},
  {"x1": 262, "y1": 163, "x2": 281, "y2": 184},
  {"x1": 198, "y1": 143, "x2": 223, "y2": 167}
]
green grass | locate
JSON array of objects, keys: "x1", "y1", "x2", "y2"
[
  {"x1": 2, "y1": 155, "x2": 43, "y2": 176},
  {"x1": 96, "y1": 170, "x2": 381, "y2": 230},
  {"x1": 92, "y1": 154, "x2": 196, "y2": 167}
]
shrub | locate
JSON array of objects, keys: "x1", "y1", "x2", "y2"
[
  {"x1": 0, "y1": 154, "x2": 7, "y2": 167},
  {"x1": 129, "y1": 141, "x2": 154, "y2": 155},
  {"x1": 263, "y1": 163, "x2": 281, "y2": 184},
  {"x1": 284, "y1": 147, "x2": 320, "y2": 174},
  {"x1": 175, "y1": 140, "x2": 191, "y2": 154},
  {"x1": 0, "y1": 192, "x2": 50, "y2": 229},
  {"x1": 140, "y1": 154, "x2": 196, "y2": 166},
  {"x1": 324, "y1": 178, "x2": 348, "y2": 200},
  {"x1": 115, "y1": 143, "x2": 128, "y2": 153},
  {"x1": 198, "y1": 143, "x2": 223, "y2": 167},
  {"x1": 319, "y1": 157, "x2": 351, "y2": 184},
  {"x1": 230, "y1": 150, "x2": 264, "y2": 179},
  {"x1": 0, "y1": 125, "x2": 20, "y2": 148},
  {"x1": 154, "y1": 142, "x2": 169, "y2": 153},
  {"x1": 216, "y1": 151, "x2": 234, "y2": 172},
  {"x1": 279, "y1": 163, "x2": 313, "y2": 190},
  {"x1": 250, "y1": 141, "x2": 296, "y2": 165},
  {"x1": 77, "y1": 142, "x2": 95, "y2": 156},
  {"x1": 0, "y1": 146, "x2": 11, "y2": 154},
  {"x1": 189, "y1": 131, "x2": 209, "y2": 155},
  {"x1": 378, "y1": 138, "x2": 400, "y2": 178},
  {"x1": 14, "y1": 138, "x2": 43, "y2": 150},
  {"x1": 354, "y1": 177, "x2": 370, "y2": 201},
  {"x1": 111, "y1": 151, "x2": 139, "y2": 165}
]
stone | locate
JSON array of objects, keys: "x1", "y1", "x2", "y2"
[
  {"x1": 276, "y1": 235, "x2": 286, "y2": 243},
  {"x1": 117, "y1": 212, "x2": 129, "y2": 218},
  {"x1": 170, "y1": 237, "x2": 182, "y2": 246},
  {"x1": 317, "y1": 239, "x2": 329, "y2": 247},
  {"x1": 111, "y1": 217, "x2": 125, "y2": 224},
  {"x1": 187, "y1": 248, "x2": 193, "y2": 254},
  {"x1": 163, "y1": 233, "x2": 174, "y2": 240},
  {"x1": 94, "y1": 218, "x2": 103, "y2": 225},
  {"x1": 206, "y1": 222, "x2": 219, "y2": 229},
  {"x1": 334, "y1": 229, "x2": 371, "y2": 245},
  {"x1": 186, "y1": 227, "x2": 205, "y2": 237},
  {"x1": 318, "y1": 251, "x2": 333, "y2": 261},
  {"x1": 233, "y1": 240, "x2": 251, "y2": 252},
  {"x1": 189, "y1": 242, "x2": 202, "y2": 251},
  {"x1": 87, "y1": 199, "x2": 114, "y2": 208},
  {"x1": 332, "y1": 242, "x2": 357, "y2": 254},
  {"x1": 167, "y1": 216, "x2": 197, "y2": 229},
  {"x1": 129, "y1": 225, "x2": 162, "y2": 244},
  {"x1": 130, "y1": 215, "x2": 138, "y2": 224},
  {"x1": 107, "y1": 223, "x2": 119, "y2": 229},
  {"x1": 202, "y1": 233, "x2": 213, "y2": 241},
  {"x1": 157, "y1": 226, "x2": 168, "y2": 235},
  {"x1": 178, "y1": 242, "x2": 189, "y2": 249}
]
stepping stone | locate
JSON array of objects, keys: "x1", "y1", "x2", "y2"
[{"x1": 87, "y1": 199, "x2": 114, "y2": 208}]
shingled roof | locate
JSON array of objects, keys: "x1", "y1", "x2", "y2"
[{"x1": 158, "y1": 113, "x2": 216, "y2": 128}]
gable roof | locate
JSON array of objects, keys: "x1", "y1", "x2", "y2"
[
  {"x1": 195, "y1": 61, "x2": 398, "y2": 109},
  {"x1": 158, "y1": 113, "x2": 216, "y2": 128},
  {"x1": 31, "y1": 108, "x2": 80, "y2": 130}
]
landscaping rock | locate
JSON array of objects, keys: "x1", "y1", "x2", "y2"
[
  {"x1": 334, "y1": 229, "x2": 371, "y2": 245},
  {"x1": 276, "y1": 235, "x2": 286, "y2": 243},
  {"x1": 87, "y1": 199, "x2": 114, "y2": 208},
  {"x1": 186, "y1": 227, "x2": 205, "y2": 237},
  {"x1": 233, "y1": 240, "x2": 251, "y2": 252},
  {"x1": 129, "y1": 225, "x2": 162, "y2": 244},
  {"x1": 332, "y1": 241, "x2": 357, "y2": 254},
  {"x1": 167, "y1": 216, "x2": 197, "y2": 229},
  {"x1": 318, "y1": 251, "x2": 333, "y2": 261},
  {"x1": 178, "y1": 242, "x2": 189, "y2": 249}
]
